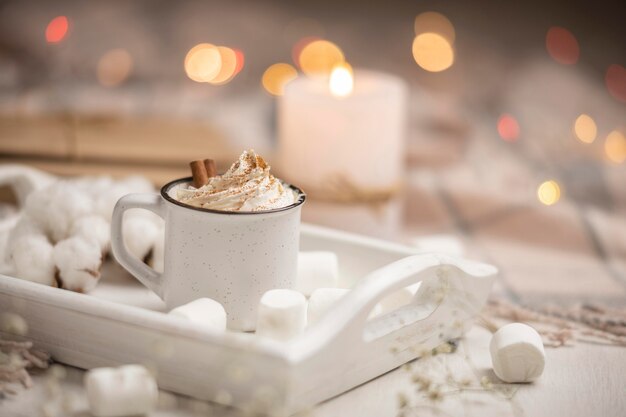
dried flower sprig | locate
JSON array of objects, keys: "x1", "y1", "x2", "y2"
[
  {"x1": 0, "y1": 338, "x2": 50, "y2": 396},
  {"x1": 481, "y1": 298, "x2": 626, "y2": 347}
]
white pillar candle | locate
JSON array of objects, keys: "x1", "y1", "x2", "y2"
[{"x1": 278, "y1": 70, "x2": 408, "y2": 193}]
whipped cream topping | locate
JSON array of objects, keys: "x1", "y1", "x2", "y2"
[{"x1": 176, "y1": 150, "x2": 298, "y2": 212}]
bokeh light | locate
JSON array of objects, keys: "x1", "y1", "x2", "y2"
[
  {"x1": 605, "y1": 130, "x2": 626, "y2": 164},
  {"x1": 97, "y1": 49, "x2": 133, "y2": 87},
  {"x1": 298, "y1": 40, "x2": 344, "y2": 76},
  {"x1": 537, "y1": 180, "x2": 561, "y2": 206},
  {"x1": 414, "y1": 11, "x2": 455, "y2": 44},
  {"x1": 329, "y1": 62, "x2": 353, "y2": 98},
  {"x1": 45, "y1": 16, "x2": 69, "y2": 44},
  {"x1": 605, "y1": 64, "x2": 626, "y2": 103},
  {"x1": 184, "y1": 43, "x2": 222, "y2": 83},
  {"x1": 546, "y1": 27, "x2": 579, "y2": 65},
  {"x1": 292, "y1": 36, "x2": 321, "y2": 69},
  {"x1": 233, "y1": 49, "x2": 245, "y2": 76},
  {"x1": 412, "y1": 33, "x2": 454, "y2": 72},
  {"x1": 497, "y1": 114, "x2": 520, "y2": 142},
  {"x1": 573, "y1": 114, "x2": 597, "y2": 144},
  {"x1": 210, "y1": 47, "x2": 238, "y2": 85},
  {"x1": 262, "y1": 63, "x2": 298, "y2": 96}
]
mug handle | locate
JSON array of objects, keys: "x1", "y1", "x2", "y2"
[{"x1": 111, "y1": 193, "x2": 166, "y2": 299}]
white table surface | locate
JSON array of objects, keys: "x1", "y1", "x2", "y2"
[{"x1": 3, "y1": 325, "x2": 625, "y2": 417}]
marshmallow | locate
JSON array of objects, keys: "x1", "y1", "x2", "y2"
[
  {"x1": 296, "y1": 251, "x2": 339, "y2": 296},
  {"x1": 256, "y1": 289, "x2": 306, "y2": 341},
  {"x1": 378, "y1": 283, "x2": 422, "y2": 313},
  {"x1": 169, "y1": 298, "x2": 227, "y2": 332},
  {"x1": 411, "y1": 235, "x2": 465, "y2": 257},
  {"x1": 307, "y1": 288, "x2": 350, "y2": 326},
  {"x1": 85, "y1": 364, "x2": 158, "y2": 417},
  {"x1": 490, "y1": 323, "x2": 545, "y2": 383}
]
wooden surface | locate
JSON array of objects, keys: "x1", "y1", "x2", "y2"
[
  {"x1": 0, "y1": 114, "x2": 238, "y2": 185},
  {"x1": 2, "y1": 326, "x2": 625, "y2": 417}
]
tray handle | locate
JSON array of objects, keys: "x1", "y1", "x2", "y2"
[{"x1": 292, "y1": 254, "x2": 497, "y2": 358}]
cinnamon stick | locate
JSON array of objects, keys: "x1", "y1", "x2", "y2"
[
  {"x1": 203, "y1": 158, "x2": 217, "y2": 178},
  {"x1": 189, "y1": 160, "x2": 208, "y2": 188}
]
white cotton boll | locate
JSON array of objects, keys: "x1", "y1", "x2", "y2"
[
  {"x1": 5, "y1": 216, "x2": 45, "y2": 259},
  {"x1": 25, "y1": 183, "x2": 94, "y2": 242},
  {"x1": 119, "y1": 176, "x2": 155, "y2": 194},
  {"x1": 123, "y1": 215, "x2": 159, "y2": 261},
  {"x1": 94, "y1": 177, "x2": 155, "y2": 220},
  {"x1": 72, "y1": 177, "x2": 114, "y2": 201},
  {"x1": 10, "y1": 235, "x2": 56, "y2": 286},
  {"x1": 93, "y1": 185, "x2": 129, "y2": 220},
  {"x1": 71, "y1": 215, "x2": 111, "y2": 254},
  {"x1": 54, "y1": 237, "x2": 102, "y2": 293}
]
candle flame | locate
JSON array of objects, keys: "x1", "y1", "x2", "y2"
[{"x1": 329, "y1": 63, "x2": 353, "y2": 98}]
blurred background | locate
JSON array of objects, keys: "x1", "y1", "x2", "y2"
[{"x1": 0, "y1": 0, "x2": 625, "y2": 306}]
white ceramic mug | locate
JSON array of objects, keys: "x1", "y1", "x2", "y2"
[{"x1": 111, "y1": 177, "x2": 306, "y2": 331}]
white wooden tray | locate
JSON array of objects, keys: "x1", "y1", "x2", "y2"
[{"x1": 0, "y1": 223, "x2": 497, "y2": 415}]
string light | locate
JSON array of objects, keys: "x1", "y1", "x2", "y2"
[
  {"x1": 209, "y1": 47, "x2": 238, "y2": 85},
  {"x1": 573, "y1": 114, "x2": 597, "y2": 144},
  {"x1": 97, "y1": 49, "x2": 133, "y2": 87},
  {"x1": 537, "y1": 180, "x2": 561, "y2": 206},
  {"x1": 233, "y1": 49, "x2": 245, "y2": 76},
  {"x1": 46, "y1": 16, "x2": 69, "y2": 44},
  {"x1": 605, "y1": 64, "x2": 626, "y2": 103},
  {"x1": 298, "y1": 40, "x2": 344, "y2": 76},
  {"x1": 546, "y1": 27, "x2": 579, "y2": 65},
  {"x1": 262, "y1": 63, "x2": 298, "y2": 96},
  {"x1": 497, "y1": 114, "x2": 520, "y2": 142},
  {"x1": 605, "y1": 130, "x2": 626, "y2": 163},
  {"x1": 184, "y1": 43, "x2": 222, "y2": 83},
  {"x1": 412, "y1": 32, "x2": 454, "y2": 72}
]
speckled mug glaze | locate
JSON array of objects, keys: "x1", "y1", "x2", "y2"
[{"x1": 111, "y1": 177, "x2": 306, "y2": 331}]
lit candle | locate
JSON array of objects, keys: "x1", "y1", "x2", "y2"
[{"x1": 278, "y1": 68, "x2": 408, "y2": 196}]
